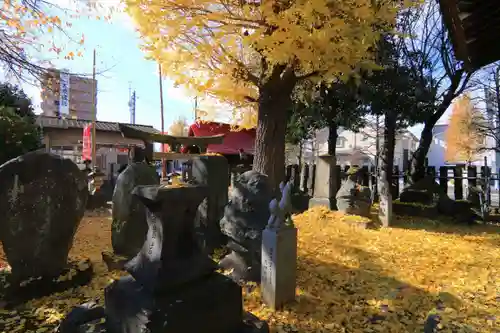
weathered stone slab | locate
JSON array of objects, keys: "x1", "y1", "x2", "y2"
[
  {"x1": 308, "y1": 155, "x2": 337, "y2": 209},
  {"x1": 0, "y1": 150, "x2": 88, "y2": 282},
  {"x1": 191, "y1": 155, "x2": 229, "y2": 252},
  {"x1": 111, "y1": 162, "x2": 159, "y2": 258},
  {"x1": 261, "y1": 227, "x2": 297, "y2": 310}
]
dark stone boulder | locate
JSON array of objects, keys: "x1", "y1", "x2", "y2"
[
  {"x1": 335, "y1": 179, "x2": 372, "y2": 217},
  {"x1": 219, "y1": 170, "x2": 273, "y2": 282},
  {"x1": 0, "y1": 151, "x2": 88, "y2": 282},
  {"x1": 399, "y1": 177, "x2": 444, "y2": 205},
  {"x1": 111, "y1": 162, "x2": 159, "y2": 258}
]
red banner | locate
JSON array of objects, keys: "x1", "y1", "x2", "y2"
[
  {"x1": 162, "y1": 131, "x2": 170, "y2": 152},
  {"x1": 82, "y1": 124, "x2": 92, "y2": 161}
]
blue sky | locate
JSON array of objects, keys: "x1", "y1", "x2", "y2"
[{"x1": 16, "y1": 0, "x2": 197, "y2": 130}]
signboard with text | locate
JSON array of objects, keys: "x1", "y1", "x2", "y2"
[{"x1": 59, "y1": 72, "x2": 70, "y2": 116}]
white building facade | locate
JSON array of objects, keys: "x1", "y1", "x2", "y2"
[{"x1": 287, "y1": 125, "x2": 419, "y2": 170}]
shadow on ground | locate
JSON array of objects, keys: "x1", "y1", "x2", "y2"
[
  {"x1": 391, "y1": 215, "x2": 500, "y2": 247},
  {"x1": 247, "y1": 243, "x2": 484, "y2": 332}
]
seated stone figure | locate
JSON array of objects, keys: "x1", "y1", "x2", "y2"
[
  {"x1": 219, "y1": 170, "x2": 273, "y2": 282},
  {"x1": 335, "y1": 168, "x2": 372, "y2": 217}
]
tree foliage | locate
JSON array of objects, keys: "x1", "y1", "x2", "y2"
[
  {"x1": 285, "y1": 102, "x2": 316, "y2": 146},
  {"x1": 360, "y1": 36, "x2": 434, "y2": 185},
  {"x1": 286, "y1": 79, "x2": 366, "y2": 155},
  {"x1": 445, "y1": 94, "x2": 485, "y2": 164},
  {"x1": 126, "y1": 0, "x2": 397, "y2": 110},
  {"x1": 0, "y1": 83, "x2": 41, "y2": 165},
  {"x1": 126, "y1": 0, "x2": 401, "y2": 189},
  {"x1": 168, "y1": 116, "x2": 189, "y2": 137}
]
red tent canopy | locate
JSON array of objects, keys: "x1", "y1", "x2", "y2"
[{"x1": 186, "y1": 121, "x2": 255, "y2": 155}]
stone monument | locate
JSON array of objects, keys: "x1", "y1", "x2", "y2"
[
  {"x1": 0, "y1": 151, "x2": 88, "y2": 282},
  {"x1": 261, "y1": 182, "x2": 297, "y2": 310},
  {"x1": 111, "y1": 162, "x2": 160, "y2": 258},
  {"x1": 308, "y1": 155, "x2": 337, "y2": 209},
  {"x1": 378, "y1": 178, "x2": 393, "y2": 227},
  {"x1": 58, "y1": 183, "x2": 269, "y2": 333}
]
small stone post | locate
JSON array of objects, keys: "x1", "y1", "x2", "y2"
[
  {"x1": 308, "y1": 155, "x2": 337, "y2": 209},
  {"x1": 261, "y1": 182, "x2": 297, "y2": 310},
  {"x1": 378, "y1": 178, "x2": 393, "y2": 227}
]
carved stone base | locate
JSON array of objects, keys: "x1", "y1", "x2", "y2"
[
  {"x1": 105, "y1": 273, "x2": 249, "y2": 333},
  {"x1": 261, "y1": 227, "x2": 297, "y2": 310}
]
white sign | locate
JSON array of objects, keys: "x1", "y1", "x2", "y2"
[{"x1": 59, "y1": 72, "x2": 70, "y2": 116}]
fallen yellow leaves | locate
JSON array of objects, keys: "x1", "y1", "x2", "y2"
[{"x1": 0, "y1": 208, "x2": 498, "y2": 332}]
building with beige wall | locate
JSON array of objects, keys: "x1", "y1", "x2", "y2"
[
  {"x1": 40, "y1": 68, "x2": 97, "y2": 121},
  {"x1": 36, "y1": 115, "x2": 160, "y2": 175}
]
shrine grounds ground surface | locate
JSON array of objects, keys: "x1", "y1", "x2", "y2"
[{"x1": 0, "y1": 207, "x2": 499, "y2": 333}]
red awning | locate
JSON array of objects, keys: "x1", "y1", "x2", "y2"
[{"x1": 188, "y1": 121, "x2": 255, "y2": 155}]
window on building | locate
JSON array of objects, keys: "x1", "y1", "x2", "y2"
[{"x1": 336, "y1": 136, "x2": 346, "y2": 148}]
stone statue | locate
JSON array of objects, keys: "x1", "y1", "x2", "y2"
[
  {"x1": 267, "y1": 181, "x2": 294, "y2": 230},
  {"x1": 336, "y1": 168, "x2": 372, "y2": 217}
]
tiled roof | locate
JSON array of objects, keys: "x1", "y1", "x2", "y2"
[{"x1": 36, "y1": 115, "x2": 160, "y2": 134}]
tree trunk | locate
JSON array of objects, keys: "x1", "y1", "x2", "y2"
[
  {"x1": 253, "y1": 79, "x2": 293, "y2": 191},
  {"x1": 380, "y1": 112, "x2": 397, "y2": 189},
  {"x1": 409, "y1": 70, "x2": 469, "y2": 183},
  {"x1": 297, "y1": 141, "x2": 303, "y2": 165},
  {"x1": 327, "y1": 123, "x2": 338, "y2": 156},
  {"x1": 409, "y1": 123, "x2": 433, "y2": 183}
]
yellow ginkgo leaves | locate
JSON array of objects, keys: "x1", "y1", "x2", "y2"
[{"x1": 1, "y1": 208, "x2": 499, "y2": 332}]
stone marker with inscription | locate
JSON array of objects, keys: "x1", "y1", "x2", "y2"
[
  {"x1": 261, "y1": 182, "x2": 297, "y2": 310},
  {"x1": 308, "y1": 155, "x2": 338, "y2": 209},
  {"x1": 378, "y1": 178, "x2": 393, "y2": 227}
]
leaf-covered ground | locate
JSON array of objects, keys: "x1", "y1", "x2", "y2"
[{"x1": 0, "y1": 208, "x2": 499, "y2": 333}]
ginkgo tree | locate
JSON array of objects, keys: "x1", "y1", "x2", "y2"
[
  {"x1": 445, "y1": 94, "x2": 486, "y2": 165},
  {"x1": 126, "y1": 0, "x2": 403, "y2": 189}
]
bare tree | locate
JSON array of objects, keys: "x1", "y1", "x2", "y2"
[{"x1": 398, "y1": 1, "x2": 485, "y2": 183}]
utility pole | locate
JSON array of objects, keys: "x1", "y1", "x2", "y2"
[
  {"x1": 158, "y1": 63, "x2": 166, "y2": 178},
  {"x1": 493, "y1": 66, "x2": 500, "y2": 190},
  {"x1": 91, "y1": 49, "x2": 97, "y2": 170},
  {"x1": 194, "y1": 95, "x2": 198, "y2": 120},
  {"x1": 128, "y1": 82, "x2": 136, "y2": 125}
]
